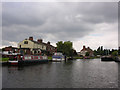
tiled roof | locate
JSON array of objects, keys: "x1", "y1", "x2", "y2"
[{"x1": 28, "y1": 39, "x2": 55, "y2": 48}]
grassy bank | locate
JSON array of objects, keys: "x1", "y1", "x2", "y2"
[
  {"x1": 73, "y1": 56, "x2": 83, "y2": 59},
  {"x1": 48, "y1": 56, "x2": 52, "y2": 60},
  {"x1": 0, "y1": 58, "x2": 9, "y2": 61},
  {"x1": 73, "y1": 56, "x2": 100, "y2": 59}
]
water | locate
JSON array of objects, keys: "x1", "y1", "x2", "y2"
[{"x1": 2, "y1": 59, "x2": 118, "y2": 88}]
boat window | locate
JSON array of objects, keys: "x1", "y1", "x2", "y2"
[
  {"x1": 38, "y1": 56, "x2": 40, "y2": 59},
  {"x1": 54, "y1": 53, "x2": 62, "y2": 56}
]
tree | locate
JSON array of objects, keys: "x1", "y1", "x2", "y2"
[
  {"x1": 56, "y1": 41, "x2": 74, "y2": 56},
  {"x1": 93, "y1": 50, "x2": 97, "y2": 56},
  {"x1": 111, "y1": 51, "x2": 118, "y2": 56},
  {"x1": 85, "y1": 52, "x2": 90, "y2": 56},
  {"x1": 96, "y1": 46, "x2": 104, "y2": 55},
  {"x1": 100, "y1": 46, "x2": 103, "y2": 51},
  {"x1": 56, "y1": 41, "x2": 64, "y2": 52},
  {"x1": 72, "y1": 49, "x2": 77, "y2": 56}
]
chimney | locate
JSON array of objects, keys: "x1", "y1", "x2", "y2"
[
  {"x1": 47, "y1": 41, "x2": 50, "y2": 45},
  {"x1": 37, "y1": 39, "x2": 42, "y2": 43},
  {"x1": 29, "y1": 36, "x2": 33, "y2": 41},
  {"x1": 83, "y1": 45, "x2": 86, "y2": 50}
]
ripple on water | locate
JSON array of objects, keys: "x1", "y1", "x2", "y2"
[{"x1": 2, "y1": 59, "x2": 118, "y2": 88}]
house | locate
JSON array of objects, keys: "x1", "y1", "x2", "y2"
[
  {"x1": 46, "y1": 41, "x2": 57, "y2": 55},
  {"x1": 2, "y1": 46, "x2": 18, "y2": 55},
  {"x1": 2, "y1": 46, "x2": 20, "y2": 58},
  {"x1": 18, "y1": 37, "x2": 56, "y2": 55},
  {"x1": 80, "y1": 46, "x2": 94, "y2": 57}
]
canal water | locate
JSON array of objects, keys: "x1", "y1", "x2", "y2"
[{"x1": 2, "y1": 59, "x2": 118, "y2": 88}]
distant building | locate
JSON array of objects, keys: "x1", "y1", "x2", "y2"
[
  {"x1": 80, "y1": 45, "x2": 94, "y2": 57},
  {"x1": 18, "y1": 37, "x2": 56, "y2": 55},
  {"x1": 2, "y1": 46, "x2": 19, "y2": 57},
  {"x1": 2, "y1": 46, "x2": 18, "y2": 54}
]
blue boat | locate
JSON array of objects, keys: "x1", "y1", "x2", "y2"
[{"x1": 52, "y1": 52, "x2": 65, "y2": 62}]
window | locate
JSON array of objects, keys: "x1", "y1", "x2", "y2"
[
  {"x1": 24, "y1": 41, "x2": 28, "y2": 44},
  {"x1": 20, "y1": 45, "x2": 21, "y2": 48}
]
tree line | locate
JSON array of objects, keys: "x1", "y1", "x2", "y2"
[
  {"x1": 93, "y1": 46, "x2": 118, "y2": 56},
  {"x1": 56, "y1": 41, "x2": 119, "y2": 57}
]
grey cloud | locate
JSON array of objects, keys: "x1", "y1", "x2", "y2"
[{"x1": 2, "y1": 2, "x2": 118, "y2": 46}]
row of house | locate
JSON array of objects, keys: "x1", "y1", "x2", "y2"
[
  {"x1": 2, "y1": 36, "x2": 94, "y2": 57},
  {"x1": 2, "y1": 37, "x2": 57, "y2": 56}
]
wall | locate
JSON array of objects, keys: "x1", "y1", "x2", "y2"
[{"x1": 18, "y1": 40, "x2": 34, "y2": 49}]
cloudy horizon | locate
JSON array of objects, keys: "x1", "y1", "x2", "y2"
[{"x1": 2, "y1": 2, "x2": 118, "y2": 52}]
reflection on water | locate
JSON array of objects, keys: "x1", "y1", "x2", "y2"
[{"x1": 2, "y1": 59, "x2": 118, "y2": 88}]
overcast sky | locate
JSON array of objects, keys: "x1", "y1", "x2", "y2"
[{"x1": 2, "y1": 2, "x2": 118, "y2": 51}]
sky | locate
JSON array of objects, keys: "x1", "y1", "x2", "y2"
[{"x1": 2, "y1": 2, "x2": 118, "y2": 52}]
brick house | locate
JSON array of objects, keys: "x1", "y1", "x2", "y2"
[{"x1": 46, "y1": 41, "x2": 57, "y2": 55}]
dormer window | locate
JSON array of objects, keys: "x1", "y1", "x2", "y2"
[{"x1": 24, "y1": 41, "x2": 28, "y2": 44}]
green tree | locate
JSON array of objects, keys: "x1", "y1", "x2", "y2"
[
  {"x1": 56, "y1": 41, "x2": 73, "y2": 56},
  {"x1": 93, "y1": 50, "x2": 97, "y2": 56},
  {"x1": 56, "y1": 41, "x2": 64, "y2": 52},
  {"x1": 85, "y1": 52, "x2": 90, "y2": 56},
  {"x1": 111, "y1": 51, "x2": 118, "y2": 56},
  {"x1": 96, "y1": 46, "x2": 104, "y2": 55}
]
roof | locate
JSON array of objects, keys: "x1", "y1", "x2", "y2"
[
  {"x1": 19, "y1": 48, "x2": 30, "y2": 49},
  {"x1": 81, "y1": 47, "x2": 93, "y2": 52},
  {"x1": 3, "y1": 46, "x2": 18, "y2": 49},
  {"x1": 29, "y1": 39, "x2": 47, "y2": 46},
  {"x1": 28, "y1": 39, "x2": 56, "y2": 48}
]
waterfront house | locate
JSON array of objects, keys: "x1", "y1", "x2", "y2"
[
  {"x1": 18, "y1": 37, "x2": 56, "y2": 55},
  {"x1": 46, "y1": 41, "x2": 57, "y2": 55},
  {"x1": 80, "y1": 46, "x2": 94, "y2": 57}
]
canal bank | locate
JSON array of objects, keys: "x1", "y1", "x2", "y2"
[{"x1": 2, "y1": 59, "x2": 118, "y2": 88}]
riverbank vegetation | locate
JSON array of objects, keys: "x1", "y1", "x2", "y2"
[
  {"x1": 56, "y1": 41, "x2": 77, "y2": 57},
  {"x1": 0, "y1": 58, "x2": 9, "y2": 61},
  {"x1": 48, "y1": 56, "x2": 52, "y2": 60},
  {"x1": 93, "y1": 46, "x2": 118, "y2": 56}
]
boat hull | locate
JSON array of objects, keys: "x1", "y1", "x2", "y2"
[
  {"x1": 52, "y1": 58, "x2": 65, "y2": 62},
  {"x1": 8, "y1": 55, "x2": 49, "y2": 66},
  {"x1": 8, "y1": 61, "x2": 18, "y2": 65},
  {"x1": 101, "y1": 57, "x2": 114, "y2": 61},
  {"x1": 19, "y1": 59, "x2": 49, "y2": 65}
]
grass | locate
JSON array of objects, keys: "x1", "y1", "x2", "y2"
[
  {"x1": 73, "y1": 56, "x2": 83, "y2": 59},
  {"x1": 48, "y1": 56, "x2": 52, "y2": 60},
  {"x1": 0, "y1": 58, "x2": 9, "y2": 61},
  {"x1": 73, "y1": 56, "x2": 100, "y2": 59},
  {"x1": 48, "y1": 56, "x2": 99, "y2": 60}
]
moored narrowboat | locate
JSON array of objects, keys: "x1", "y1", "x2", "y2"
[
  {"x1": 8, "y1": 60, "x2": 18, "y2": 65},
  {"x1": 8, "y1": 55, "x2": 49, "y2": 65}
]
